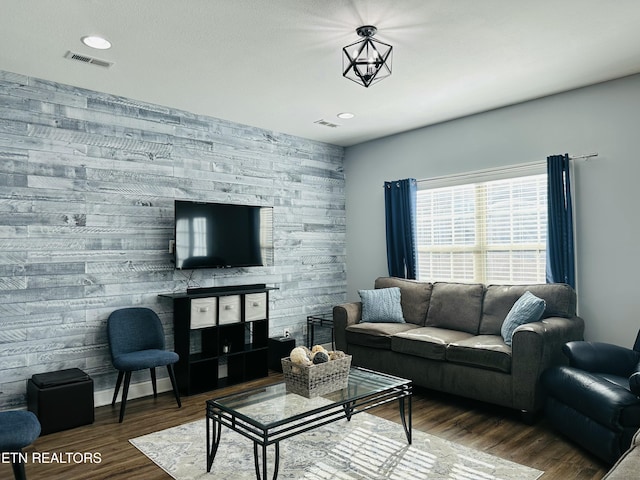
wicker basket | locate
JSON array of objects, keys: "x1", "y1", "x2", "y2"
[{"x1": 281, "y1": 355, "x2": 352, "y2": 398}]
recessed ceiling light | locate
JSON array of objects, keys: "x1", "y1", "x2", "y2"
[
  {"x1": 81, "y1": 35, "x2": 112, "y2": 50},
  {"x1": 337, "y1": 112, "x2": 355, "y2": 119}
]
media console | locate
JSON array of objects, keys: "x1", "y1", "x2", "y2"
[{"x1": 159, "y1": 284, "x2": 277, "y2": 395}]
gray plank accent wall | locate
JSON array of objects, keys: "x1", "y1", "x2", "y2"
[{"x1": 0, "y1": 70, "x2": 346, "y2": 408}]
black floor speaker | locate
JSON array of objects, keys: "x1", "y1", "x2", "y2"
[{"x1": 268, "y1": 337, "x2": 296, "y2": 372}]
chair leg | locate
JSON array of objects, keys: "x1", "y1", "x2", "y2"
[
  {"x1": 167, "y1": 364, "x2": 182, "y2": 408},
  {"x1": 112, "y1": 371, "x2": 124, "y2": 406},
  {"x1": 12, "y1": 454, "x2": 26, "y2": 480},
  {"x1": 119, "y1": 371, "x2": 132, "y2": 423},
  {"x1": 150, "y1": 367, "x2": 157, "y2": 398}
]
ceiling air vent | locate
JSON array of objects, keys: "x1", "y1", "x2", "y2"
[
  {"x1": 64, "y1": 51, "x2": 113, "y2": 68},
  {"x1": 314, "y1": 119, "x2": 341, "y2": 128}
]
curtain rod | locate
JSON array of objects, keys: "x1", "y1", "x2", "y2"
[
  {"x1": 569, "y1": 152, "x2": 598, "y2": 160},
  {"x1": 401, "y1": 152, "x2": 600, "y2": 188}
]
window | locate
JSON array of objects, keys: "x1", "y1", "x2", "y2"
[{"x1": 416, "y1": 167, "x2": 547, "y2": 284}]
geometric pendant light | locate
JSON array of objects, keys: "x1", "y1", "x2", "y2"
[{"x1": 342, "y1": 25, "x2": 393, "y2": 88}]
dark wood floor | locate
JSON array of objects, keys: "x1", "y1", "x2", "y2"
[{"x1": 6, "y1": 372, "x2": 609, "y2": 480}]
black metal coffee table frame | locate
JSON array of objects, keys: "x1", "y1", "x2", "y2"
[{"x1": 206, "y1": 367, "x2": 412, "y2": 480}]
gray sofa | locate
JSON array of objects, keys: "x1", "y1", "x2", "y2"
[
  {"x1": 334, "y1": 277, "x2": 584, "y2": 416},
  {"x1": 603, "y1": 429, "x2": 640, "y2": 479}
]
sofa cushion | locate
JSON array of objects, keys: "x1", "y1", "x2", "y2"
[
  {"x1": 500, "y1": 291, "x2": 546, "y2": 346},
  {"x1": 359, "y1": 287, "x2": 405, "y2": 323},
  {"x1": 345, "y1": 322, "x2": 419, "y2": 350},
  {"x1": 425, "y1": 282, "x2": 485, "y2": 335},
  {"x1": 480, "y1": 283, "x2": 576, "y2": 335},
  {"x1": 375, "y1": 277, "x2": 432, "y2": 325},
  {"x1": 446, "y1": 335, "x2": 512, "y2": 373},
  {"x1": 391, "y1": 327, "x2": 473, "y2": 360}
]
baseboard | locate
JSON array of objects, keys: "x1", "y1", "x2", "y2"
[{"x1": 93, "y1": 377, "x2": 173, "y2": 408}]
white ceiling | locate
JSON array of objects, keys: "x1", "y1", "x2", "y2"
[{"x1": 2, "y1": 1, "x2": 640, "y2": 147}]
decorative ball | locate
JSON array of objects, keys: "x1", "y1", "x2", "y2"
[
  {"x1": 312, "y1": 351, "x2": 329, "y2": 364},
  {"x1": 290, "y1": 346, "x2": 312, "y2": 366},
  {"x1": 311, "y1": 345, "x2": 328, "y2": 355},
  {"x1": 329, "y1": 350, "x2": 346, "y2": 361}
]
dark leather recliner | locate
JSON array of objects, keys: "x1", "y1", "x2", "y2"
[{"x1": 541, "y1": 331, "x2": 640, "y2": 464}]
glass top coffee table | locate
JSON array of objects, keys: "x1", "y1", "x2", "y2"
[{"x1": 206, "y1": 367, "x2": 412, "y2": 479}]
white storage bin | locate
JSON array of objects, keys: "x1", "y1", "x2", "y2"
[
  {"x1": 218, "y1": 295, "x2": 241, "y2": 325},
  {"x1": 190, "y1": 298, "x2": 217, "y2": 329},
  {"x1": 245, "y1": 293, "x2": 267, "y2": 322}
]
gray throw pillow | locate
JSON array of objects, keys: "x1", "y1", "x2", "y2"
[
  {"x1": 359, "y1": 287, "x2": 405, "y2": 323},
  {"x1": 500, "y1": 291, "x2": 546, "y2": 346}
]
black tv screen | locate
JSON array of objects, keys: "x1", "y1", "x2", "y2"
[{"x1": 174, "y1": 200, "x2": 273, "y2": 269}]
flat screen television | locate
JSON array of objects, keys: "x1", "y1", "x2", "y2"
[{"x1": 174, "y1": 200, "x2": 273, "y2": 269}]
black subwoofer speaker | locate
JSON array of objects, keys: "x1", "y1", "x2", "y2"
[{"x1": 268, "y1": 337, "x2": 296, "y2": 372}]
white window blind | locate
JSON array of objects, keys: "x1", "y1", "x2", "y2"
[{"x1": 416, "y1": 167, "x2": 547, "y2": 284}]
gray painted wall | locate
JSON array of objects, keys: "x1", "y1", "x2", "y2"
[
  {"x1": 344, "y1": 73, "x2": 640, "y2": 347},
  {"x1": 0, "y1": 70, "x2": 346, "y2": 409}
]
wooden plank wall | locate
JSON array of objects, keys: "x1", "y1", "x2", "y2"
[{"x1": 0, "y1": 70, "x2": 346, "y2": 408}]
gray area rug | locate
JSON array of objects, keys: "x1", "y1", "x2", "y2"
[{"x1": 130, "y1": 413, "x2": 543, "y2": 479}]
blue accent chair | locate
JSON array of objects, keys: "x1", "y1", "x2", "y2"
[
  {"x1": 541, "y1": 331, "x2": 640, "y2": 464},
  {"x1": 107, "y1": 307, "x2": 181, "y2": 423},
  {"x1": 0, "y1": 410, "x2": 41, "y2": 480}
]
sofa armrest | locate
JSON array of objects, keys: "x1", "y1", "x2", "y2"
[
  {"x1": 333, "y1": 302, "x2": 362, "y2": 352},
  {"x1": 563, "y1": 341, "x2": 640, "y2": 376},
  {"x1": 511, "y1": 315, "x2": 585, "y2": 411},
  {"x1": 602, "y1": 427, "x2": 640, "y2": 479}
]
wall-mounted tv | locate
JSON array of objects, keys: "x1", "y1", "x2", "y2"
[{"x1": 174, "y1": 200, "x2": 273, "y2": 269}]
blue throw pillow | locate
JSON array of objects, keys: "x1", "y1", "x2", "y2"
[
  {"x1": 500, "y1": 291, "x2": 546, "y2": 346},
  {"x1": 358, "y1": 287, "x2": 405, "y2": 323},
  {"x1": 630, "y1": 372, "x2": 640, "y2": 397}
]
